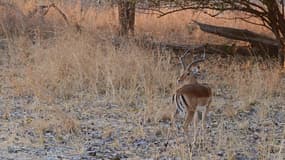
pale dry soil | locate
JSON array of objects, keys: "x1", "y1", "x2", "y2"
[{"x1": 0, "y1": 66, "x2": 284, "y2": 160}]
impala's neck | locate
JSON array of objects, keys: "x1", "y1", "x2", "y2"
[
  {"x1": 177, "y1": 78, "x2": 198, "y2": 88},
  {"x1": 190, "y1": 76, "x2": 199, "y2": 84}
]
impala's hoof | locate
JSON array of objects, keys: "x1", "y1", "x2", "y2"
[{"x1": 206, "y1": 123, "x2": 211, "y2": 129}]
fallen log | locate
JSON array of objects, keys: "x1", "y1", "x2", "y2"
[
  {"x1": 112, "y1": 35, "x2": 277, "y2": 58},
  {"x1": 193, "y1": 21, "x2": 279, "y2": 57},
  {"x1": 193, "y1": 20, "x2": 279, "y2": 47},
  {"x1": 134, "y1": 37, "x2": 255, "y2": 56}
]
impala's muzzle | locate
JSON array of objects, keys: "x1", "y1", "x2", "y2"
[
  {"x1": 191, "y1": 66, "x2": 200, "y2": 76},
  {"x1": 193, "y1": 71, "x2": 201, "y2": 78}
]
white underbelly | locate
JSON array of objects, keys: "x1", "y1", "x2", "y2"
[{"x1": 196, "y1": 105, "x2": 207, "y2": 112}]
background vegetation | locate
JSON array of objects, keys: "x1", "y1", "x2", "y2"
[{"x1": 0, "y1": 0, "x2": 284, "y2": 159}]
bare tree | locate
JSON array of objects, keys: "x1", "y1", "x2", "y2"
[
  {"x1": 145, "y1": 0, "x2": 285, "y2": 66},
  {"x1": 118, "y1": 0, "x2": 136, "y2": 36}
]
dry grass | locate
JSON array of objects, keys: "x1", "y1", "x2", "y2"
[
  {"x1": 205, "y1": 57, "x2": 281, "y2": 110},
  {"x1": 12, "y1": 33, "x2": 176, "y2": 105},
  {"x1": 0, "y1": 1, "x2": 284, "y2": 159}
]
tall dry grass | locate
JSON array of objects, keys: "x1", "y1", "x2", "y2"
[
  {"x1": 11, "y1": 32, "x2": 177, "y2": 105},
  {"x1": 204, "y1": 56, "x2": 281, "y2": 114},
  {"x1": 9, "y1": 31, "x2": 282, "y2": 120}
]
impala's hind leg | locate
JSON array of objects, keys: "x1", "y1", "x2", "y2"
[
  {"x1": 202, "y1": 99, "x2": 212, "y2": 130},
  {"x1": 192, "y1": 110, "x2": 199, "y2": 143},
  {"x1": 183, "y1": 110, "x2": 195, "y2": 133},
  {"x1": 172, "y1": 94, "x2": 181, "y2": 129},
  {"x1": 202, "y1": 107, "x2": 209, "y2": 130}
]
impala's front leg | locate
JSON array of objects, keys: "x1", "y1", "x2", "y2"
[
  {"x1": 203, "y1": 100, "x2": 212, "y2": 130},
  {"x1": 190, "y1": 110, "x2": 199, "y2": 144},
  {"x1": 202, "y1": 107, "x2": 209, "y2": 130}
]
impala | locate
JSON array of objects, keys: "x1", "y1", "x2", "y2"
[{"x1": 173, "y1": 51, "x2": 212, "y2": 134}]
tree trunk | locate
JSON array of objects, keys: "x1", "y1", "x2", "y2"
[
  {"x1": 279, "y1": 45, "x2": 285, "y2": 67},
  {"x1": 118, "y1": 0, "x2": 136, "y2": 36},
  {"x1": 264, "y1": 1, "x2": 285, "y2": 67}
]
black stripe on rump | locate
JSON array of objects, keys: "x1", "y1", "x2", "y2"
[
  {"x1": 180, "y1": 95, "x2": 188, "y2": 108},
  {"x1": 174, "y1": 94, "x2": 184, "y2": 113}
]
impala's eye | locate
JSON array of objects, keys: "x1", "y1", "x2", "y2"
[{"x1": 187, "y1": 72, "x2": 190, "y2": 76}]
